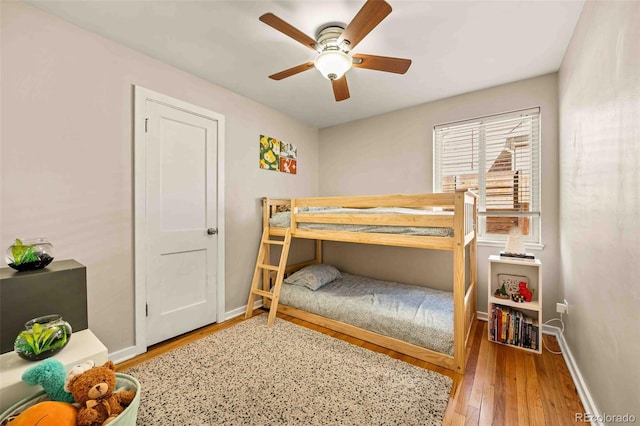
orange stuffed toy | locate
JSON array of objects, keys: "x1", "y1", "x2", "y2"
[
  {"x1": 64, "y1": 361, "x2": 135, "y2": 426},
  {"x1": 7, "y1": 401, "x2": 76, "y2": 426}
]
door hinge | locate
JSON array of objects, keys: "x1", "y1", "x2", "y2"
[
  {"x1": 144, "y1": 118, "x2": 149, "y2": 133},
  {"x1": 146, "y1": 303, "x2": 149, "y2": 317}
]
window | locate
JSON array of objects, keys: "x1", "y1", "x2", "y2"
[{"x1": 434, "y1": 108, "x2": 541, "y2": 244}]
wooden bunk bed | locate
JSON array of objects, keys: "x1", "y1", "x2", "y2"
[{"x1": 246, "y1": 190, "x2": 477, "y2": 373}]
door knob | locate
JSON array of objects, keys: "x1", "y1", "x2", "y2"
[{"x1": 207, "y1": 228, "x2": 218, "y2": 235}]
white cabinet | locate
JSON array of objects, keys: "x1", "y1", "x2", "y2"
[
  {"x1": 0, "y1": 329, "x2": 108, "y2": 412},
  {"x1": 487, "y1": 255, "x2": 542, "y2": 353}
]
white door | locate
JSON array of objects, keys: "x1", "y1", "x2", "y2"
[{"x1": 145, "y1": 100, "x2": 219, "y2": 346}]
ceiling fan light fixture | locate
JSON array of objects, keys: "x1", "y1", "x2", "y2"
[
  {"x1": 314, "y1": 50, "x2": 352, "y2": 80},
  {"x1": 261, "y1": 0, "x2": 411, "y2": 101}
]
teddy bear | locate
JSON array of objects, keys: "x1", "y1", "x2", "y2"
[{"x1": 64, "y1": 360, "x2": 136, "y2": 426}]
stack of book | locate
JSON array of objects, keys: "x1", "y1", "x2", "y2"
[{"x1": 489, "y1": 305, "x2": 539, "y2": 350}]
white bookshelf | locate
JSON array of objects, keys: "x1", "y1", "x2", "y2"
[{"x1": 487, "y1": 255, "x2": 542, "y2": 354}]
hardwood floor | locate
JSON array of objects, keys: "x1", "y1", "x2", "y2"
[{"x1": 117, "y1": 310, "x2": 585, "y2": 425}]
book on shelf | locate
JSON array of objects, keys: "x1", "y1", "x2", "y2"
[
  {"x1": 501, "y1": 308, "x2": 508, "y2": 343},
  {"x1": 499, "y1": 251, "x2": 536, "y2": 261},
  {"x1": 489, "y1": 304, "x2": 539, "y2": 350}
]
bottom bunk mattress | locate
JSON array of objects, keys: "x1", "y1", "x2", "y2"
[{"x1": 278, "y1": 271, "x2": 454, "y2": 356}]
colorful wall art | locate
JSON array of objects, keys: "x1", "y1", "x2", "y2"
[
  {"x1": 279, "y1": 141, "x2": 297, "y2": 174},
  {"x1": 259, "y1": 135, "x2": 280, "y2": 171},
  {"x1": 259, "y1": 135, "x2": 297, "y2": 174}
]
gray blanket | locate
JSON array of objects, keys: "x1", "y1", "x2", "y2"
[
  {"x1": 269, "y1": 207, "x2": 454, "y2": 237},
  {"x1": 279, "y1": 273, "x2": 454, "y2": 356}
]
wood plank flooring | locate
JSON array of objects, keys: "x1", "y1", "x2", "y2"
[{"x1": 117, "y1": 310, "x2": 586, "y2": 425}]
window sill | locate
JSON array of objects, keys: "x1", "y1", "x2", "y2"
[{"x1": 477, "y1": 240, "x2": 545, "y2": 251}]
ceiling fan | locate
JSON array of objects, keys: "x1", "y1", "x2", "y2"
[{"x1": 260, "y1": 0, "x2": 412, "y2": 102}]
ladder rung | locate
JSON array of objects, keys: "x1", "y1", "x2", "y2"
[
  {"x1": 258, "y1": 263, "x2": 279, "y2": 271},
  {"x1": 246, "y1": 227, "x2": 291, "y2": 325},
  {"x1": 251, "y1": 289, "x2": 273, "y2": 298},
  {"x1": 268, "y1": 228, "x2": 287, "y2": 236}
]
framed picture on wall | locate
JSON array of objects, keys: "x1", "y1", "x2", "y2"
[{"x1": 260, "y1": 135, "x2": 297, "y2": 174}]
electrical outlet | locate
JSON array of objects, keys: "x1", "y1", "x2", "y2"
[
  {"x1": 556, "y1": 301, "x2": 568, "y2": 315},
  {"x1": 564, "y1": 299, "x2": 569, "y2": 315}
]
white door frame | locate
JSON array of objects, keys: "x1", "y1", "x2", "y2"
[{"x1": 133, "y1": 85, "x2": 225, "y2": 356}]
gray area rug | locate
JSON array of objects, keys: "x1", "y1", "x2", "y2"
[{"x1": 125, "y1": 315, "x2": 452, "y2": 425}]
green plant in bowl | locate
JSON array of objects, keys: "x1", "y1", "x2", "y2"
[
  {"x1": 11, "y1": 239, "x2": 40, "y2": 265},
  {"x1": 14, "y1": 315, "x2": 72, "y2": 361},
  {"x1": 6, "y1": 238, "x2": 55, "y2": 271}
]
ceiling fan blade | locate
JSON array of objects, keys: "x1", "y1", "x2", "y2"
[
  {"x1": 260, "y1": 13, "x2": 318, "y2": 51},
  {"x1": 338, "y1": 0, "x2": 392, "y2": 51},
  {"x1": 331, "y1": 76, "x2": 350, "y2": 102},
  {"x1": 269, "y1": 62, "x2": 315, "y2": 80},
  {"x1": 352, "y1": 53, "x2": 412, "y2": 74}
]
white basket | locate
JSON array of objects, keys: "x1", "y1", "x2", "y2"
[{"x1": 0, "y1": 373, "x2": 140, "y2": 425}]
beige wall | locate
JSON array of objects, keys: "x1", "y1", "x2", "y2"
[
  {"x1": 1, "y1": 2, "x2": 318, "y2": 354},
  {"x1": 318, "y1": 74, "x2": 560, "y2": 319},
  {"x1": 559, "y1": 0, "x2": 640, "y2": 420}
]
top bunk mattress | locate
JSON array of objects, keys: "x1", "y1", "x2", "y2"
[
  {"x1": 269, "y1": 207, "x2": 454, "y2": 237},
  {"x1": 278, "y1": 272, "x2": 454, "y2": 356}
]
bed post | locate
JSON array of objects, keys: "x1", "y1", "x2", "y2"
[
  {"x1": 262, "y1": 198, "x2": 271, "y2": 302},
  {"x1": 290, "y1": 198, "x2": 298, "y2": 235},
  {"x1": 316, "y1": 240, "x2": 323, "y2": 264},
  {"x1": 469, "y1": 193, "x2": 478, "y2": 331},
  {"x1": 453, "y1": 190, "x2": 466, "y2": 373}
]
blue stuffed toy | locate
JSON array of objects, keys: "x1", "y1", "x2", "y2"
[{"x1": 21, "y1": 358, "x2": 75, "y2": 403}]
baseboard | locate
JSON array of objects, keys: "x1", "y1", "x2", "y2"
[
  {"x1": 478, "y1": 310, "x2": 601, "y2": 426},
  {"x1": 224, "y1": 300, "x2": 263, "y2": 321},
  {"x1": 111, "y1": 300, "x2": 265, "y2": 364},
  {"x1": 109, "y1": 345, "x2": 139, "y2": 364}
]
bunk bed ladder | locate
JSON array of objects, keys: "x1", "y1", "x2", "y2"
[{"x1": 244, "y1": 227, "x2": 292, "y2": 326}]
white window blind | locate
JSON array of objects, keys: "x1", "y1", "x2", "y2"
[{"x1": 434, "y1": 108, "x2": 541, "y2": 243}]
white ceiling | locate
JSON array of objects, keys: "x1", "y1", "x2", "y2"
[{"x1": 27, "y1": 0, "x2": 584, "y2": 128}]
